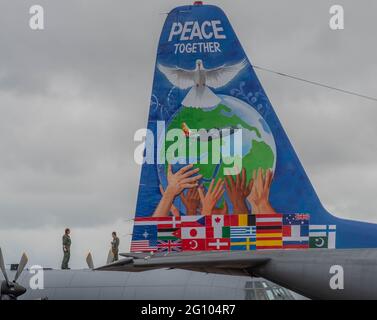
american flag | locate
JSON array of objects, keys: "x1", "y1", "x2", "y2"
[{"x1": 130, "y1": 240, "x2": 157, "y2": 252}]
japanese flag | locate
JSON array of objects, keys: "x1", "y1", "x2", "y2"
[{"x1": 181, "y1": 227, "x2": 206, "y2": 239}]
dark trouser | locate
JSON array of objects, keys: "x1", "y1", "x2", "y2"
[
  {"x1": 112, "y1": 250, "x2": 119, "y2": 262},
  {"x1": 61, "y1": 250, "x2": 70, "y2": 269}
]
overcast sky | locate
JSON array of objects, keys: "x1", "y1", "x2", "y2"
[{"x1": 0, "y1": 0, "x2": 376, "y2": 269}]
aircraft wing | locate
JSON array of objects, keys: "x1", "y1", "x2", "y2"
[{"x1": 95, "y1": 248, "x2": 377, "y2": 300}]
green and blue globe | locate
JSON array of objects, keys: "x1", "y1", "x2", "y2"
[{"x1": 158, "y1": 94, "x2": 276, "y2": 188}]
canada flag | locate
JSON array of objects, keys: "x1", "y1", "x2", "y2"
[
  {"x1": 205, "y1": 215, "x2": 238, "y2": 228},
  {"x1": 205, "y1": 215, "x2": 226, "y2": 238},
  {"x1": 206, "y1": 215, "x2": 224, "y2": 228}
]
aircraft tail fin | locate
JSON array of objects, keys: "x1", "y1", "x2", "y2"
[{"x1": 131, "y1": 3, "x2": 377, "y2": 253}]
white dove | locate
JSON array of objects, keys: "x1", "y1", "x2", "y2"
[{"x1": 157, "y1": 59, "x2": 248, "y2": 109}]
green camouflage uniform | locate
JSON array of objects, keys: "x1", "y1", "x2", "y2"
[
  {"x1": 61, "y1": 234, "x2": 71, "y2": 269},
  {"x1": 111, "y1": 236, "x2": 120, "y2": 262}
]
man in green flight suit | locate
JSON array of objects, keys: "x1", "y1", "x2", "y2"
[
  {"x1": 111, "y1": 231, "x2": 120, "y2": 262},
  {"x1": 61, "y1": 228, "x2": 71, "y2": 269}
]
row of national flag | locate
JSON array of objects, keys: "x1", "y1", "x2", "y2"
[{"x1": 130, "y1": 214, "x2": 336, "y2": 253}]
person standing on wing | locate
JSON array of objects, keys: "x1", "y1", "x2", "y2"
[
  {"x1": 61, "y1": 228, "x2": 71, "y2": 270},
  {"x1": 111, "y1": 231, "x2": 120, "y2": 262}
]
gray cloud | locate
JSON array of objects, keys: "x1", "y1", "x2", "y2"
[{"x1": 1, "y1": 0, "x2": 377, "y2": 267}]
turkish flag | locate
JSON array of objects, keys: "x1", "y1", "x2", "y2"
[{"x1": 182, "y1": 239, "x2": 206, "y2": 251}]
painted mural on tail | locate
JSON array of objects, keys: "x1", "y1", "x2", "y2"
[
  {"x1": 132, "y1": 214, "x2": 336, "y2": 252},
  {"x1": 132, "y1": 3, "x2": 377, "y2": 253}
]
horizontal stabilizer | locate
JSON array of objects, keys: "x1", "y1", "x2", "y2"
[{"x1": 96, "y1": 250, "x2": 270, "y2": 275}]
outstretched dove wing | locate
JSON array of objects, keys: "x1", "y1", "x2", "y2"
[
  {"x1": 205, "y1": 59, "x2": 248, "y2": 89},
  {"x1": 157, "y1": 64, "x2": 195, "y2": 89}
]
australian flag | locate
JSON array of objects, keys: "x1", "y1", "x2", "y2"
[{"x1": 283, "y1": 214, "x2": 310, "y2": 226}]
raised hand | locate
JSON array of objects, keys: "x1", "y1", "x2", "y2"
[
  {"x1": 166, "y1": 164, "x2": 202, "y2": 197},
  {"x1": 180, "y1": 187, "x2": 201, "y2": 216},
  {"x1": 247, "y1": 168, "x2": 276, "y2": 214},
  {"x1": 153, "y1": 164, "x2": 202, "y2": 217},
  {"x1": 198, "y1": 178, "x2": 225, "y2": 216},
  {"x1": 212, "y1": 200, "x2": 228, "y2": 215},
  {"x1": 224, "y1": 167, "x2": 253, "y2": 214},
  {"x1": 159, "y1": 184, "x2": 180, "y2": 217}
]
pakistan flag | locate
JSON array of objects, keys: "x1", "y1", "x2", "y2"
[
  {"x1": 309, "y1": 236, "x2": 328, "y2": 249},
  {"x1": 309, "y1": 225, "x2": 337, "y2": 249}
]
